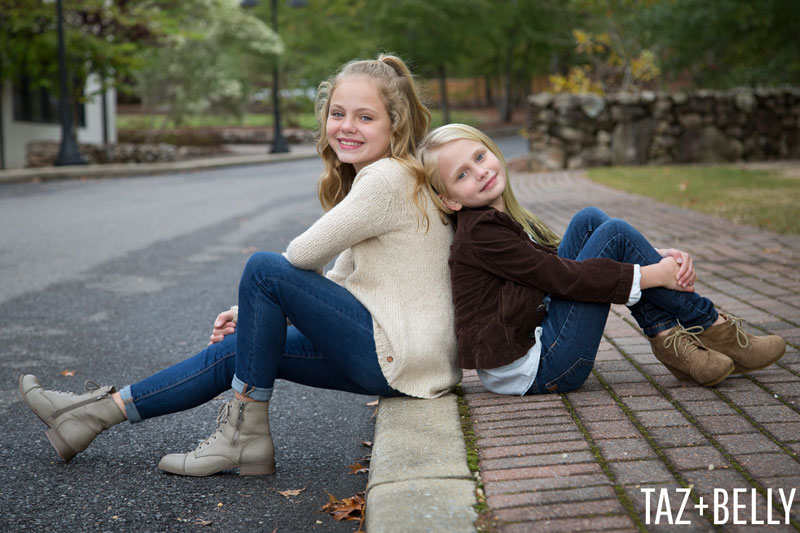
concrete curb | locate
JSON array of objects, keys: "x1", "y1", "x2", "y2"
[
  {"x1": 0, "y1": 147, "x2": 318, "y2": 184},
  {"x1": 365, "y1": 394, "x2": 478, "y2": 532}
]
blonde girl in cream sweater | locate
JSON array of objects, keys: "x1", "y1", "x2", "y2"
[{"x1": 19, "y1": 55, "x2": 458, "y2": 477}]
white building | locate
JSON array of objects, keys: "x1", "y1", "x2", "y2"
[{"x1": 0, "y1": 74, "x2": 116, "y2": 169}]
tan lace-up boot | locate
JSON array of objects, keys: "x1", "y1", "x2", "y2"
[
  {"x1": 699, "y1": 314, "x2": 786, "y2": 374},
  {"x1": 158, "y1": 398, "x2": 275, "y2": 477},
  {"x1": 648, "y1": 325, "x2": 735, "y2": 386},
  {"x1": 19, "y1": 374, "x2": 126, "y2": 463}
]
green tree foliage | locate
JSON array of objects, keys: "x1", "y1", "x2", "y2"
[
  {"x1": 278, "y1": 0, "x2": 377, "y2": 93},
  {"x1": 0, "y1": 0, "x2": 156, "y2": 96},
  {"x1": 7, "y1": 0, "x2": 794, "y2": 133},
  {"x1": 639, "y1": 0, "x2": 800, "y2": 87},
  {"x1": 366, "y1": 0, "x2": 485, "y2": 124},
  {"x1": 474, "y1": 0, "x2": 577, "y2": 119},
  {"x1": 136, "y1": 0, "x2": 282, "y2": 127}
]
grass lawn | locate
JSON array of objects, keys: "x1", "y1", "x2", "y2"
[
  {"x1": 116, "y1": 112, "x2": 319, "y2": 130},
  {"x1": 116, "y1": 109, "x2": 480, "y2": 132},
  {"x1": 587, "y1": 165, "x2": 800, "y2": 235}
]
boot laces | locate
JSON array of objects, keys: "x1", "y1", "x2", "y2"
[
  {"x1": 196, "y1": 402, "x2": 231, "y2": 451},
  {"x1": 724, "y1": 315, "x2": 750, "y2": 348},
  {"x1": 664, "y1": 324, "x2": 706, "y2": 363}
]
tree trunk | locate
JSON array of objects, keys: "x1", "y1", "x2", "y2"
[
  {"x1": 499, "y1": 65, "x2": 512, "y2": 122},
  {"x1": 549, "y1": 50, "x2": 559, "y2": 74},
  {"x1": 437, "y1": 63, "x2": 450, "y2": 125},
  {"x1": 0, "y1": 79, "x2": 5, "y2": 170},
  {"x1": 484, "y1": 75, "x2": 493, "y2": 107}
]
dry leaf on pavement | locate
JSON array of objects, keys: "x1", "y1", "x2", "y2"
[
  {"x1": 365, "y1": 399, "x2": 379, "y2": 406},
  {"x1": 319, "y1": 491, "x2": 365, "y2": 523},
  {"x1": 275, "y1": 487, "x2": 306, "y2": 498},
  {"x1": 59, "y1": 369, "x2": 76, "y2": 377},
  {"x1": 347, "y1": 463, "x2": 368, "y2": 475}
]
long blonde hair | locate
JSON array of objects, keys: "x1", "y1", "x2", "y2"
[
  {"x1": 418, "y1": 124, "x2": 561, "y2": 249},
  {"x1": 315, "y1": 54, "x2": 432, "y2": 225}
]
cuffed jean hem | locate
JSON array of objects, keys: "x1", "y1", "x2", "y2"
[
  {"x1": 641, "y1": 319, "x2": 680, "y2": 337},
  {"x1": 640, "y1": 309, "x2": 718, "y2": 337},
  {"x1": 232, "y1": 375, "x2": 273, "y2": 402},
  {"x1": 118, "y1": 385, "x2": 143, "y2": 424}
]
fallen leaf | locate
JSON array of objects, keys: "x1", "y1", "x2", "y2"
[
  {"x1": 347, "y1": 463, "x2": 368, "y2": 475},
  {"x1": 59, "y1": 369, "x2": 76, "y2": 377},
  {"x1": 357, "y1": 454, "x2": 371, "y2": 464},
  {"x1": 276, "y1": 487, "x2": 306, "y2": 498},
  {"x1": 319, "y1": 491, "x2": 365, "y2": 523},
  {"x1": 365, "y1": 399, "x2": 379, "y2": 407},
  {"x1": 762, "y1": 247, "x2": 781, "y2": 254},
  {"x1": 360, "y1": 441, "x2": 373, "y2": 448},
  {"x1": 193, "y1": 519, "x2": 213, "y2": 526},
  {"x1": 678, "y1": 180, "x2": 688, "y2": 192}
]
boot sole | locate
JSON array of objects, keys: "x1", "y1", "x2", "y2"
[
  {"x1": 663, "y1": 363, "x2": 734, "y2": 387},
  {"x1": 158, "y1": 461, "x2": 276, "y2": 477},
  {"x1": 18, "y1": 374, "x2": 78, "y2": 463}
]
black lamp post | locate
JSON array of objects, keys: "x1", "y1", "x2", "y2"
[
  {"x1": 54, "y1": 0, "x2": 86, "y2": 166},
  {"x1": 241, "y1": 0, "x2": 306, "y2": 154}
]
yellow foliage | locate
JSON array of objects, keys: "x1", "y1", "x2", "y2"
[
  {"x1": 549, "y1": 66, "x2": 604, "y2": 95},
  {"x1": 595, "y1": 33, "x2": 612, "y2": 46},
  {"x1": 552, "y1": 27, "x2": 661, "y2": 94},
  {"x1": 631, "y1": 50, "x2": 660, "y2": 81}
]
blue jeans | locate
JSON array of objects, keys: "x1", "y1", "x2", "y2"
[
  {"x1": 527, "y1": 207, "x2": 718, "y2": 395},
  {"x1": 120, "y1": 252, "x2": 400, "y2": 422}
]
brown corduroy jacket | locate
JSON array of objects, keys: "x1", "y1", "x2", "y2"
[{"x1": 449, "y1": 206, "x2": 634, "y2": 370}]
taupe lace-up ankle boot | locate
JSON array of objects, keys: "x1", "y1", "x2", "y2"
[
  {"x1": 698, "y1": 314, "x2": 786, "y2": 374},
  {"x1": 648, "y1": 325, "x2": 735, "y2": 386},
  {"x1": 19, "y1": 374, "x2": 126, "y2": 463},
  {"x1": 158, "y1": 398, "x2": 275, "y2": 477}
]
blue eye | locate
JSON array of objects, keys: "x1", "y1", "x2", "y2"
[
  {"x1": 360, "y1": 115, "x2": 373, "y2": 121},
  {"x1": 457, "y1": 171, "x2": 467, "y2": 180},
  {"x1": 331, "y1": 111, "x2": 343, "y2": 118},
  {"x1": 476, "y1": 152, "x2": 484, "y2": 162}
]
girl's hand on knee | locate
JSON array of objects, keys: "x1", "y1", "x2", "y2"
[
  {"x1": 641, "y1": 257, "x2": 695, "y2": 292},
  {"x1": 658, "y1": 257, "x2": 695, "y2": 293},
  {"x1": 657, "y1": 248, "x2": 696, "y2": 289},
  {"x1": 208, "y1": 309, "x2": 237, "y2": 345}
]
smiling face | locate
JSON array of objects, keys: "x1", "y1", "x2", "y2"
[
  {"x1": 325, "y1": 76, "x2": 392, "y2": 173},
  {"x1": 435, "y1": 138, "x2": 507, "y2": 212}
]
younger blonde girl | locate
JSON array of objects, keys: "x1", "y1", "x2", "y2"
[{"x1": 419, "y1": 123, "x2": 785, "y2": 395}]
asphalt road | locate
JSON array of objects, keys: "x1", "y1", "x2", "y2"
[
  {"x1": 0, "y1": 135, "x2": 527, "y2": 532},
  {"x1": 0, "y1": 158, "x2": 376, "y2": 532}
]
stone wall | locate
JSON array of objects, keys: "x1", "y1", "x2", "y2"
[
  {"x1": 526, "y1": 88, "x2": 800, "y2": 170},
  {"x1": 26, "y1": 141, "x2": 225, "y2": 167}
]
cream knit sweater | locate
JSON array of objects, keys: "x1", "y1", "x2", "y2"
[{"x1": 285, "y1": 158, "x2": 460, "y2": 398}]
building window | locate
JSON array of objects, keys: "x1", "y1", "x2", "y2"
[{"x1": 12, "y1": 76, "x2": 85, "y2": 127}]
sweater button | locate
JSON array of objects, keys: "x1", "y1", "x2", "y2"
[{"x1": 387, "y1": 356, "x2": 393, "y2": 362}]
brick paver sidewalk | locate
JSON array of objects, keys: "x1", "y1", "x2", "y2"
[{"x1": 462, "y1": 170, "x2": 800, "y2": 532}]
